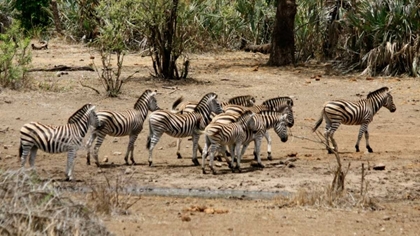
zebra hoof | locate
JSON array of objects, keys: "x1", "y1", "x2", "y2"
[
  {"x1": 177, "y1": 153, "x2": 182, "y2": 159},
  {"x1": 94, "y1": 162, "x2": 100, "y2": 167},
  {"x1": 367, "y1": 146, "x2": 373, "y2": 153},
  {"x1": 192, "y1": 159, "x2": 200, "y2": 166},
  {"x1": 202, "y1": 169, "x2": 207, "y2": 174},
  {"x1": 212, "y1": 170, "x2": 217, "y2": 175},
  {"x1": 86, "y1": 161, "x2": 91, "y2": 166},
  {"x1": 148, "y1": 161, "x2": 153, "y2": 167}
]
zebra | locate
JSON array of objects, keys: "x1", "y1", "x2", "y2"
[
  {"x1": 86, "y1": 89, "x2": 160, "y2": 166},
  {"x1": 222, "y1": 102, "x2": 294, "y2": 160},
  {"x1": 172, "y1": 94, "x2": 256, "y2": 114},
  {"x1": 171, "y1": 94, "x2": 256, "y2": 159},
  {"x1": 19, "y1": 103, "x2": 99, "y2": 181},
  {"x1": 146, "y1": 92, "x2": 223, "y2": 167},
  {"x1": 201, "y1": 110, "x2": 257, "y2": 174},
  {"x1": 313, "y1": 87, "x2": 396, "y2": 153},
  {"x1": 206, "y1": 108, "x2": 290, "y2": 168}
]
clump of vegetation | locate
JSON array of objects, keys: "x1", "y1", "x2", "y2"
[
  {"x1": 87, "y1": 172, "x2": 141, "y2": 215},
  {"x1": 0, "y1": 20, "x2": 32, "y2": 89},
  {"x1": 0, "y1": 169, "x2": 113, "y2": 235}
]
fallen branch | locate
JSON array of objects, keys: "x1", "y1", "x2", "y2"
[{"x1": 28, "y1": 65, "x2": 94, "y2": 72}]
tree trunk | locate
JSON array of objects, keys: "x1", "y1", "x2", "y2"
[
  {"x1": 267, "y1": 0, "x2": 297, "y2": 66},
  {"x1": 162, "y1": 0, "x2": 178, "y2": 79},
  {"x1": 51, "y1": 0, "x2": 62, "y2": 35}
]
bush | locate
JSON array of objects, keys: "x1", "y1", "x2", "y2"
[{"x1": 0, "y1": 20, "x2": 32, "y2": 89}]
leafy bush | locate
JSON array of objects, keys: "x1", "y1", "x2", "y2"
[
  {"x1": 0, "y1": 20, "x2": 32, "y2": 89},
  {"x1": 11, "y1": 0, "x2": 51, "y2": 31}
]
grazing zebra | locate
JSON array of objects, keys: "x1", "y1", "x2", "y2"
[
  {"x1": 19, "y1": 104, "x2": 99, "y2": 181},
  {"x1": 201, "y1": 110, "x2": 257, "y2": 174},
  {"x1": 86, "y1": 89, "x2": 160, "y2": 166},
  {"x1": 171, "y1": 94, "x2": 256, "y2": 159},
  {"x1": 313, "y1": 87, "x2": 396, "y2": 153},
  {"x1": 262, "y1": 96, "x2": 294, "y2": 109},
  {"x1": 147, "y1": 92, "x2": 223, "y2": 167}
]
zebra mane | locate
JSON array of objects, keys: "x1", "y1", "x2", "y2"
[
  {"x1": 68, "y1": 104, "x2": 95, "y2": 124},
  {"x1": 367, "y1": 87, "x2": 389, "y2": 99},
  {"x1": 262, "y1": 96, "x2": 294, "y2": 107},
  {"x1": 194, "y1": 92, "x2": 217, "y2": 111},
  {"x1": 134, "y1": 89, "x2": 156, "y2": 110}
]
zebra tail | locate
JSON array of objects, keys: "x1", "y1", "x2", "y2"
[
  {"x1": 312, "y1": 111, "x2": 324, "y2": 132},
  {"x1": 171, "y1": 96, "x2": 184, "y2": 112},
  {"x1": 146, "y1": 135, "x2": 151, "y2": 149},
  {"x1": 19, "y1": 140, "x2": 23, "y2": 158}
]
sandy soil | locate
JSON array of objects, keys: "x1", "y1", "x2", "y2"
[{"x1": 1, "y1": 39, "x2": 420, "y2": 235}]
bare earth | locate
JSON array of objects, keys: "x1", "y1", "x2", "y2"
[{"x1": 1, "y1": 39, "x2": 420, "y2": 235}]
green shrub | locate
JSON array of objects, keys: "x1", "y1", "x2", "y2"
[{"x1": 0, "y1": 20, "x2": 32, "y2": 89}]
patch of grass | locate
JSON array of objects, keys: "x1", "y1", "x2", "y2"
[
  {"x1": 87, "y1": 171, "x2": 141, "y2": 215},
  {"x1": 0, "y1": 169, "x2": 113, "y2": 235}
]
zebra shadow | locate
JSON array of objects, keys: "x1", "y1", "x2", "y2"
[{"x1": 213, "y1": 166, "x2": 263, "y2": 175}]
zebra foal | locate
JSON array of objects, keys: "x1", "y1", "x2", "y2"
[
  {"x1": 19, "y1": 103, "x2": 99, "y2": 181},
  {"x1": 147, "y1": 92, "x2": 223, "y2": 167},
  {"x1": 86, "y1": 89, "x2": 160, "y2": 166},
  {"x1": 313, "y1": 87, "x2": 396, "y2": 153}
]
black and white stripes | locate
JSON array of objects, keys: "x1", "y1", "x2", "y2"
[
  {"x1": 86, "y1": 89, "x2": 160, "y2": 166},
  {"x1": 19, "y1": 103, "x2": 98, "y2": 180},
  {"x1": 313, "y1": 87, "x2": 396, "y2": 153}
]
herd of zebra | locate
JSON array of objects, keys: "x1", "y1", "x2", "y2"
[{"x1": 18, "y1": 87, "x2": 396, "y2": 180}]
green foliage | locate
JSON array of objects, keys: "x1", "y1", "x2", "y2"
[
  {"x1": 0, "y1": 20, "x2": 32, "y2": 89},
  {"x1": 12, "y1": 0, "x2": 51, "y2": 31},
  {"x1": 340, "y1": 0, "x2": 420, "y2": 76},
  {"x1": 92, "y1": 0, "x2": 138, "y2": 96}
]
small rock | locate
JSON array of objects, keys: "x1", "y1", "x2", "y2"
[
  {"x1": 102, "y1": 157, "x2": 108, "y2": 163},
  {"x1": 286, "y1": 157, "x2": 298, "y2": 162},
  {"x1": 204, "y1": 208, "x2": 215, "y2": 214},
  {"x1": 124, "y1": 168, "x2": 133, "y2": 175},
  {"x1": 373, "y1": 163, "x2": 386, "y2": 171},
  {"x1": 112, "y1": 138, "x2": 118, "y2": 143},
  {"x1": 113, "y1": 151, "x2": 122, "y2": 155},
  {"x1": 287, "y1": 163, "x2": 296, "y2": 168},
  {"x1": 181, "y1": 215, "x2": 191, "y2": 222},
  {"x1": 383, "y1": 216, "x2": 391, "y2": 221},
  {"x1": 275, "y1": 164, "x2": 286, "y2": 168},
  {"x1": 3, "y1": 145, "x2": 8, "y2": 150},
  {"x1": 158, "y1": 147, "x2": 163, "y2": 150},
  {"x1": 215, "y1": 162, "x2": 222, "y2": 167},
  {"x1": 380, "y1": 227, "x2": 385, "y2": 232}
]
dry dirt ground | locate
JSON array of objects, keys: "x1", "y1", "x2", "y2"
[{"x1": 1, "y1": 39, "x2": 420, "y2": 235}]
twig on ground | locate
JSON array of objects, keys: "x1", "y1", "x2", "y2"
[{"x1": 79, "y1": 80, "x2": 101, "y2": 94}]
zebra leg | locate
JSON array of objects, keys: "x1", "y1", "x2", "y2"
[
  {"x1": 29, "y1": 147, "x2": 38, "y2": 167},
  {"x1": 65, "y1": 149, "x2": 77, "y2": 181},
  {"x1": 92, "y1": 133, "x2": 106, "y2": 167},
  {"x1": 191, "y1": 134, "x2": 200, "y2": 166},
  {"x1": 85, "y1": 132, "x2": 96, "y2": 165},
  {"x1": 252, "y1": 137, "x2": 264, "y2": 168},
  {"x1": 228, "y1": 145, "x2": 236, "y2": 171},
  {"x1": 209, "y1": 144, "x2": 219, "y2": 175},
  {"x1": 147, "y1": 132, "x2": 163, "y2": 167},
  {"x1": 234, "y1": 143, "x2": 243, "y2": 173},
  {"x1": 265, "y1": 131, "x2": 272, "y2": 160},
  {"x1": 176, "y1": 138, "x2": 183, "y2": 159},
  {"x1": 125, "y1": 134, "x2": 139, "y2": 165},
  {"x1": 329, "y1": 131, "x2": 338, "y2": 153},
  {"x1": 20, "y1": 145, "x2": 31, "y2": 167},
  {"x1": 201, "y1": 137, "x2": 210, "y2": 174},
  {"x1": 355, "y1": 123, "x2": 371, "y2": 152},
  {"x1": 219, "y1": 145, "x2": 232, "y2": 168}
]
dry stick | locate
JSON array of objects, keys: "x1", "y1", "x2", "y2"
[
  {"x1": 79, "y1": 81, "x2": 100, "y2": 94},
  {"x1": 361, "y1": 163, "x2": 365, "y2": 196}
]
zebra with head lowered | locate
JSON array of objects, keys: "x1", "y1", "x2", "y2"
[
  {"x1": 19, "y1": 103, "x2": 99, "y2": 181},
  {"x1": 223, "y1": 96, "x2": 294, "y2": 160},
  {"x1": 171, "y1": 94, "x2": 256, "y2": 159},
  {"x1": 201, "y1": 110, "x2": 257, "y2": 174},
  {"x1": 147, "y1": 92, "x2": 223, "y2": 167},
  {"x1": 86, "y1": 89, "x2": 160, "y2": 166},
  {"x1": 313, "y1": 87, "x2": 396, "y2": 153}
]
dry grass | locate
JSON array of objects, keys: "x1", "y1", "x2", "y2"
[
  {"x1": 87, "y1": 171, "x2": 141, "y2": 216},
  {"x1": 0, "y1": 169, "x2": 113, "y2": 236}
]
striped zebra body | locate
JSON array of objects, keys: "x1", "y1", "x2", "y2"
[
  {"x1": 221, "y1": 103, "x2": 294, "y2": 160},
  {"x1": 147, "y1": 92, "x2": 223, "y2": 167},
  {"x1": 201, "y1": 111, "x2": 256, "y2": 174},
  {"x1": 86, "y1": 89, "x2": 159, "y2": 166},
  {"x1": 313, "y1": 87, "x2": 396, "y2": 153},
  {"x1": 19, "y1": 104, "x2": 98, "y2": 181},
  {"x1": 171, "y1": 95, "x2": 255, "y2": 159},
  {"x1": 172, "y1": 95, "x2": 255, "y2": 114}
]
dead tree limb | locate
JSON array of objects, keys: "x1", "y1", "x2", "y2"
[
  {"x1": 28, "y1": 65, "x2": 94, "y2": 72},
  {"x1": 79, "y1": 81, "x2": 101, "y2": 94}
]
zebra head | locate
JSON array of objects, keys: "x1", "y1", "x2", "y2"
[
  {"x1": 195, "y1": 92, "x2": 223, "y2": 115},
  {"x1": 274, "y1": 113, "x2": 289, "y2": 142},
  {"x1": 384, "y1": 90, "x2": 396, "y2": 113},
  {"x1": 134, "y1": 89, "x2": 161, "y2": 111},
  {"x1": 274, "y1": 105, "x2": 294, "y2": 127}
]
